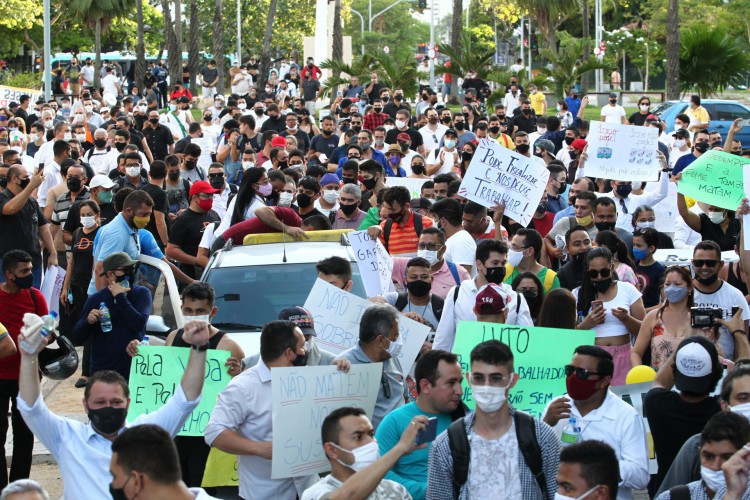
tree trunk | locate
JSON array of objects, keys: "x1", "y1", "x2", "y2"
[
  {"x1": 94, "y1": 16, "x2": 102, "y2": 89},
  {"x1": 161, "y1": 0, "x2": 176, "y2": 84},
  {"x1": 212, "y1": 0, "x2": 226, "y2": 93},
  {"x1": 135, "y1": 0, "x2": 146, "y2": 91},
  {"x1": 449, "y1": 0, "x2": 462, "y2": 103},
  {"x1": 666, "y1": 0, "x2": 680, "y2": 99},
  {"x1": 581, "y1": 0, "x2": 590, "y2": 93},
  {"x1": 331, "y1": 0, "x2": 343, "y2": 96},
  {"x1": 259, "y1": 0, "x2": 279, "y2": 91},
  {"x1": 188, "y1": 0, "x2": 200, "y2": 92},
  {"x1": 168, "y1": 0, "x2": 184, "y2": 87}
]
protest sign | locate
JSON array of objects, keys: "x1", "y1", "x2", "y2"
[
  {"x1": 647, "y1": 181, "x2": 679, "y2": 234},
  {"x1": 457, "y1": 139, "x2": 549, "y2": 226},
  {"x1": 127, "y1": 345, "x2": 231, "y2": 436},
  {"x1": 271, "y1": 363, "x2": 380, "y2": 479},
  {"x1": 202, "y1": 449, "x2": 238, "y2": 487},
  {"x1": 677, "y1": 150, "x2": 746, "y2": 211},
  {"x1": 744, "y1": 166, "x2": 750, "y2": 249},
  {"x1": 303, "y1": 278, "x2": 430, "y2": 375},
  {"x1": 584, "y1": 121, "x2": 660, "y2": 181},
  {"x1": 385, "y1": 177, "x2": 429, "y2": 200},
  {"x1": 653, "y1": 249, "x2": 738, "y2": 269},
  {"x1": 611, "y1": 382, "x2": 657, "y2": 474},
  {"x1": 349, "y1": 230, "x2": 394, "y2": 297},
  {"x1": 452, "y1": 322, "x2": 595, "y2": 417},
  {"x1": 40, "y1": 266, "x2": 66, "y2": 316},
  {"x1": 0, "y1": 85, "x2": 42, "y2": 110}
]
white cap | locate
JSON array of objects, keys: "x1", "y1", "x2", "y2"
[
  {"x1": 100, "y1": 107, "x2": 110, "y2": 115},
  {"x1": 89, "y1": 174, "x2": 116, "y2": 189},
  {"x1": 676, "y1": 342, "x2": 712, "y2": 378}
]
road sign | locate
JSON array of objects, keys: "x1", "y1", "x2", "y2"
[{"x1": 428, "y1": 48, "x2": 436, "y2": 59}]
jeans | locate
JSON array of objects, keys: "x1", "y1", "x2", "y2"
[{"x1": 0, "y1": 379, "x2": 34, "y2": 489}]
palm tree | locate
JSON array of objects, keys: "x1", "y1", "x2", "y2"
[
  {"x1": 680, "y1": 26, "x2": 750, "y2": 96},
  {"x1": 212, "y1": 0, "x2": 226, "y2": 93},
  {"x1": 135, "y1": 0, "x2": 146, "y2": 90},
  {"x1": 372, "y1": 52, "x2": 419, "y2": 97},
  {"x1": 449, "y1": 0, "x2": 462, "y2": 102},
  {"x1": 435, "y1": 32, "x2": 494, "y2": 81},
  {"x1": 540, "y1": 38, "x2": 608, "y2": 98},
  {"x1": 187, "y1": 0, "x2": 200, "y2": 91},
  {"x1": 580, "y1": 0, "x2": 591, "y2": 93},
  {"x1": 515, "y1": 0, "x2": 579, "y2": 55},
  {"x1": 319, "y1": 56, "x2": 377, "y2": 96},
  {"x1": 171, "y1": 0, "x2": 184, "y2": 86},
  {"x1": 68, "y1": 0, "x2": 134, "y2": 89},
  {"x1": 666, "y1": 0, "x2": 680, "y2": 99},
  {"x1": 259, "y1": 0, "x2": 279, "y2": 90}
]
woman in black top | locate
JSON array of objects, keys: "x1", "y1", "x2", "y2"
[
  {"x1": 628, "y1": 96, "x2": 652, "y2": 126},
  {"x1": 677, "y1": 191, "x2": 740, "y2": 251},
  {"x1": 60, "y1": 200, "x2": 100, "y2": 387}
]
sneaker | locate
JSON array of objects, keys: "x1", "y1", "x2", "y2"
[{"x1": 74, "y1": 377, "x2": 88, "y2": 388}]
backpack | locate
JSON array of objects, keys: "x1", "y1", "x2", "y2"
[
  {"x1": 668, "y1": 486, "x2": 690, "y2": 500},
  {"x1": 394, "y1": 292, "x2": 444, "y2": 322},
  {"x1": 448, "y1": 411, "x2": 547, "y2": 498},
  {"x1": 445, "y1": 260, "x2": 461, "y2": 286},
  {"x1": 383, "y1": 212, "x2": 423, "y2": 253},
  {"x1": 226, "y1": 183, "x2": 239, "y2": 206}
]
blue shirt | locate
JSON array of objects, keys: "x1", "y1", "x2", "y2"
[
  {"x1": 565, "y1": 96, "x2": 582, "y2": 118},
  {"x1": 672, "y1": 152, "x2": 697, "y2": 177},
  {"x1": 375, "y1": 401, "x2": 453, "y2": 500},
  {"x1": 553, "y1": 205, "x2": 575, "y2": 224},
  {"x1": 335, "y1": 148, "x2": 389, "y2": 180},
  {"x1": 87, "y1": 213, "x2": 140, "y2": 295}
]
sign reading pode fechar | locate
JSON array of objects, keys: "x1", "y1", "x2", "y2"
[
  {"x1": 127, "y1": 345, "x2": 231, "y2": 436},
  {"x1": 303, "y1": 278, "x2": 430, "y2": 375},
  {"x1": 452, "y1": 322, "x2": 595, "y2": 417},
  {"x1": 349, "y1": 230, "x2": 394, "y2": 297},
  {"x1": 457, "y1": 138, "x2": 549, "y2": 226},
  {"x1": 677, "y1": 151, "x2": 747, "y2": 211},
  {"x1": 271, "y1": 363, "x2": 380, "y2": 479},
  {"x1": 0, "y1": 85, "x2": 42, "y2": 110},
  {"x1": 584, "y1": 121, "x2": 660, "y2": 181}
]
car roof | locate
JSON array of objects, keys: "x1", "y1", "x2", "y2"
[{"x1": 663, "y1": 99, "x2": 746, "y2": 105}]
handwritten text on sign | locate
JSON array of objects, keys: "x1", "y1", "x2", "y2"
[
  {"x1": 457, "y1": 139, "x2": 549, "y2": 226},
  {"x1": 127, "y1": 345, "x2": 231, "y2": 436},
  {"x1": 677, "y1": 150, "x2": 747, "y2": 211},
  {"x1": 584, "y1": 121, "x2": 660, "y2": 181},
  {"x1": 452, "y1": 322, "x2": 595, "y2": 418},
  {"x1": 303, "y1": 278, "x2": 430, "y2": 375},
  {"x1": 271, "y1": 363, "x2": 380, "y2": 479},
  {"x1": 349, "y1": 230, "x2": 394, "y2": 297}
]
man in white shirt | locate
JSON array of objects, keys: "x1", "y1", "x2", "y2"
[
  {"x1": 161, "y1": 97, "x2": 191, "y2": 141},
  {"x1": 543, "y1": 346, "x2": 649, "y2": 500},
  {"x1": 433, "y1": 239, "x2": 532, "y2": 352},
  {"x1": 232, "y1": 65, "x2": 253, "y2": 97},
  {"x1": 503, "y1": 84, "x2": 522, "y2": 114},
  {"x1": 36, "y1": 140, "x2": 70, "y2": 209},
  {"x1": 418, "y1": 107, "x2": 448, "y2": 154},
  {"x1": 600, "y1": 93, "x2": 627, "y2": 124},
  {"x1": 101, "y1": 65, "x2": 122, "y2": 97},
  {"x1": 207, "y1": 163, "x2": 234, "y2": 220},
  {"x1": 426, "y1": 129, "x2": 460, "y2": 177},
  {"x1": 85, "y1": 128, "x2": 112, "y2": 174},
  {"x1": 431, "y1": 197, "x2": 475, "y2": 274},
  {"x1": 17, "y1": 317, "x2": 210, "y2": 500},
  {"x1": 34, "y1": 121, "x2": 70, "y2": 168}
]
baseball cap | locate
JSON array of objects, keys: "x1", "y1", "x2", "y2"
[
  {"x1": 102, "y1": 252, "x2": 138, "y2": 273},
  {"x1": 673, "y1": 336, "x2": 719, "y2": 394},
  {"x1": 189, "y1": 180, "x2": 221, "y2": 197},
  {"x1": 475, "y1": 285, "x2": 508, "y2": 315},
  {"x1": 8, "y1": 102, "x2": 18, "y2": 109},
  {"x1": 100, "y1": 107, "x2": 110, "y2": 115},
  {"x1": 271, "y1": 136, "x2": 288, "y2": 148},
  {"x1": 444, "y1": 128, "x2": 457, "y2": 138},
  {"x1": 608, "y1": 92, "x2": 618, "y2": 98},
  {"x1": 536, "y1": 139, "x2": 555, "y2": 154},
  {"x1": 89, "y1": 174, "x2": 116, "y2": 190},
  {"x1": 397, "y1": 132, "x2": 411, "y2": 142},
  {"x1": 571, "y1": 138, "x2": 588, "y2": 151},
  {"x1": 320, "y1": 173, "x2": 340, "y2": 187},
  {"x1": 179, "y1": 96, "x2": 190, "y2": 103},
  {"x1": 672, "y1": 128, "x2": 690, "y2": 139},
  {"x1": 279, "y1": 306, "x2": 316, "y2": 336}
]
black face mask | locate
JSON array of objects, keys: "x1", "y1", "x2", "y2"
[
  {"x1": 568, "y1": 196, "x2": 577, "y2": 207},
  {"x1": 185, "y1": 160, "x2": 196, "y2": 170},
  {"x1": 351, "y1": 126, "x2": 362, "y2": 134},
  {"x1": 204, "y1": 114, "x2": 212, "y2": 121},
  {"x1": 296, "y1": 192, "x2": 312, "y2": 208},
  {"x1": 11, "y1": 273, "x2": 33, "y2": 289},
  {"x1": 66, "y1": 177, "x2": 82, "y2": 192},
  {"x1": 516, "y1": 144, "x2": 530, "y2": 155},
  {"x1": 277, "y1": 161, "x2": 288, "y2": 170},
  {"x1": 592, "y1": 278, "x2": 613, "y2": 293},
  {"x1": 564, "y1": 137, "x2": 574, "y2": 145},
  {"x1": 572, "y1": 250, "x2": 588, "y2": 265},
  {"x1": 454, "y1": 122, "x2": 465, "y2": 131},
  {"x1": 695, "y1": 272, "x2": 719, "y2": 286},
  {"x1": 595, "y1": 221, "x2": 615, "y2": 232},
  {"x1": 114, "y1": 143, "x2": 126, "y2": 152},
  {"x1": 18, "y1": 177, "x2": 30, "y2": 189},
  {"x1": 149, "y1": 117, "x2": 160, "y2": 124},
  {"x1": 441, "y1": 117, "x2": 452, "y2": 125},
  {"x1": 406, "y1": 279, "x2": 432, "y2": 297},
  {"x1": 210, "y1": 177, "x2": 224, "y2": 190},
  {"x1": 109, "y1": 483, "x2": 128, "y2": 500},
  {"x1": 374, "y1": 107, "x2": 383, "y2": 113},
  {"x1": 71, "y1": 149, "x2": 80, "y2": 160},
  {"x1": 694, "y1": 141, "x2": 710, "y2": 153},
  {"x1": 523, "y1": 292, "x2": 540, "y2": 312},
  {"x1": 168, "y1": 171, "x2": 180, "y2": 181},
  {"x1": 484, "y1": 266, "x2": 506, "y2": 284},
  {"x1": 362, "y1": 177, "x2": 377, "y2": 190},
  {"x1": 342, "y1": 177, "x2": 358, "y2": 185},
  {"x1": 292, "y1": 351, "x2": 308, "y2": 367},
  {"x1": 462, "y1": 152, "x2": 473, "y2": 162},
  {"x1": 489, "y1": 126, "x2": 501, "y2": 134},
  {"x1": 94, "y1": 138, "x2": 107, "y2": 148},
  {"x1": 340, "y1": 203, "x2": 358, "y2": 216},
  {"x1": 88, "y1": 406, "x2": 127, "y2": 435},
  {"x1": 411, "y1": 164, "x2": 425, "y2": 175},
  {"x1": 537, "y1": 201, "x2": 548, "y2": 213}
]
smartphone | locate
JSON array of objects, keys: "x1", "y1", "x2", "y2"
[
  {"x1": 592, "y1": 300, "x2": 603, "y2": 313},
  {"x1": 741, "y1": 119, "x2": 750, "y2": 127},
  {"x1": 337, "y1": 91, "x2": 343, "y2": 97},
  {"x1": 416, "y1": 417, "x2": 438, "y2": 445}
]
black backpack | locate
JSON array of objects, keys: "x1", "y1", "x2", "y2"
[
  {"x1": 383, "y1": 212, "x2": 424, "y2": 253},
  {"x1": 393, "y1": 291, "x2": 444, "y2": 322},
  {"x1": 447, "y1": 411, "x2": 547, "y2": 498}
]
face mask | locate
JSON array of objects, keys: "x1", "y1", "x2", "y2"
[
  {"x1": 516, "y1": 144, "x2": 530, "y2": 155},
  {"x1": 695, "y1": 141, "x2": 710, "y2": 153},
  {"x1": 278, "y1": 191, "x2": 294, "y2": 207},
  {"x1": 362, "y1": 177, "x2": 377, "y2": 190},
  {"x1": 323, "y1": 190, "x2": 339, "y2": 204},
  {"x1": 595, "y1": 221, "x2": 615, "y2": 232},
  {"x1": 126, "y1": 167, "x2": 140, "y2": 178},
  {"x1": 257, "y1": 183, "x2": 273, "y2": 196},
  {"x1": 81, "y1": 215, "x2": 97, "y2": 228},
  {"x1": 387, "y1": 155, "x2": 401, "y2": 166},
  {"x1": 184, "y1": 160, "x2": 196, "y2": 170},
  {"x1": 88, "y1": 406, "x2": 127, "y2": 435},
  {"x1": 242, "y1": 161, "x2": 255, "y2": 170},
  {"x1": 730, "y1": 401, "x2": 750, "y2": 420},
  {"x1": 445, "y1": 139, "x2": 456, "y2": 149},
  {"x1": 564, "y1": 137, "x2": 574, "y2": 146},
  {"x1": 332, "y1": 441, "x2": 380, "y2": 472},
  {"x1": 554, "y1": 485, "x2": 600, "y2": 500},
  {"x1": 411, "y1": 164, "x2": 426, "y2": 175},
  {"x1": 707, "y1": 211, "x2": 725, "y2": 224},
  {"x1": 196, "y1": 198, "x2": 214, "y2": 212},
  {"x1": 556, "y1": 105, "x2": 562, "y2": 112},
  {"x1": 138, "y1": 106, "x2": 148, "y2": 113},
  {"x1": 406, "y1": 279, "x2": 431, "y2": 297},
  {"x1": 183, "y1": 313, "x2": 210, "y2": 325},
  {"x1": 63, "y1": 132, "x2": 72, "y2": 141},
  {"x1": 132, "y1": 214, "x2": 150, "y2": 229},
  {"x1": 633, "y1": 247, "x2": 649, "y2": 261},
  {"x1": 592, "y1": 277, "x2": 613, "y2": 293},
  {"x1": 373, "y1": 138, "x2": 385, "y2": 147},
  {"x1": 73, "y1": 114, "x2": 84, "y2": 123},
  {"x1": 84, "y1": 105, "x2": 94, "y2": 113},
  {"x1": 66, "y1": 177, "x2": 82, "y2": 192},
  {"x1": 417, "y1": 249, "x2": 439, "y2": 267},
  {"x1": 489, "y1": 126, "x2": 501, "y2": 134},
  {"x1": 537, "y1": 127, "x2": 547, "y2": 134},
  {"x1": 664, "y1": 284, "x2": 689, "y2": 303},
  {"x1": 114, "y1": 143, "x2": 126, "y2": 152},
  {"x1": 29, "y1": 133, "x2": 39, "y2": 142},
  {"x1": 672, "y1": 138, "x2": 686, "y2": 149},
  {"x1": 149, "y1": 117, "x2": 160, "y2": 125},
  {"x1": 385, "y1": 334, "x2": 403, "y2": 357},
  {"x1": 695, "y1": 272, "x2": 719, "y2": 286},
  {"x1": 98, "y1": 190, "x2": 113, "y2": 204},
  {"x1": 575, "y1": 215, "x2": 592, "y2": 226},
  {"x1": 11, "y1": 273, "x2": 33, "y2": 289},
  {"x1": 701, "y1": 465, "x2": 725, "y2": 493},
  {"x1": 537, "y1": 201, "x2": 548, "y2": 213},
  {"x1": 454, "y1": 121, "x2": 465, "y2": 131},
  {"x1": 609, "y1": 99, "x2": 617, "y2": 104},
  {"x1": 209, "y1": 177, "x2": 224, "y2": 190},
  {"x1": 636, "y1": 221, "x2": 655, "y2": 230},
  {"x1": 484, "y1": 266, "x2": 506, "y2": 284},
  {"x1": 374, "y1": 107, "x2": 383, "y2": 113},
  {"x1": 471, "y1": 384, "x2": 508, "y2": 413},
  {"x1": 384, "y1": 125, "x2": 394, "y2": 132},
  {"x1": 566, "y1": 372, "x2": 599, "y2": 401},
  {"x1": 169, "y1": 104, "x2": 177, "y2": 112},
  {"x1": 75, "y1": 133, "x2": 86, "y2": 143},
  {"x1": 296, "y1": 192, "x2": 312, "y2": 208},
  {"x1": 507, "y1": 249, "x2": 525, "y2": 267},
  {"x1": 17, "y1": 177, "x2": 30, "y2": 189},
  {"x1": 338, "y1": 203, "x2": 358, "y2": 216},
  {"x1": 640, "y1": 104, "x2": 650, "y2": 111},
  {"x1": 395, "y1": 119, "x2": 407, "y2": 129},
  {"x1": 91, "y1": 137, "x2": 107, "y2": 149},
  {"x1": 615, "y1": 184, "x2": 632, "y2": 198},
  {"x1": 168, "y1": 171, "x2": 180, "y2": 181}
]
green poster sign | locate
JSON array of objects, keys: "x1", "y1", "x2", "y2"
[
  {"x1": 453, "y1": 321, "x2": 595, "y2": 417},
  {"x1": 127, "y1": 345, "x2": 231, "y2": 436},
  {"x1": 677, "y1": 150, "x2": 747, "y2": 211}
]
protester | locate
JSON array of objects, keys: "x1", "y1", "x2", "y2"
[
  {"x1": 510, "y1": 272, "x2": 544, "y2": 323},
  {"x1": 594, "y1": 230, "x2": 638, "y2": 286},
  {"x1": 505, "y1": 228, "x2": 559, "y2": 293},
  {"x1": 430, "y1": 198, "x2": 475, "y2": 274},
  {"x1": 556, "y1": 440, "x2": 621, "y2": 500},
  {"x1": 0, "y1": 479, "x2": 50, "y2": 500},
  {"x1": 632, "y1": 227, "x2": 667, "y2": 309},
  {"x1": 538, "y1": 288, "x2": 577, "y2": 329}
]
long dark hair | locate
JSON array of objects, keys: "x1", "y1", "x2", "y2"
[
  {"x1": 576, "y1": 246, "x2": 613, "y2": 317},
  {"x1": 658, "y1": 265, "x2": 694, "y2": 317},
  {"x1": 231, "y1": 166, "x2": 266, "y2": 226},
  {"x1": 594, "y1": 230, "x2": 636, "y2": 270},
  {"x1": 538, "y1": 288, "x2": 577, "y2": 329},
  {"x1": 511, "y1": 271, "x2": 544, "y2": 321},
  {"x1": 633, "y1": 227, "x2": 660, "y2": 261}
]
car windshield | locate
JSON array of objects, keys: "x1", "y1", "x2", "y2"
[
  {"x1": 651, "y1": 101, "x2": 676, "y2": 117},
  {"x1": 205, "y1": 262, "x2": 367, "y2": 328}
]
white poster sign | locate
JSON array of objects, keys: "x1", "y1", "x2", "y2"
[
  {"x1": 647, "y1": 181, "x2": 679, "y2": 234},
  {"x1": 349, "y1": 230, "x2": 394, "y2": 297},
  {"x1": 584, "y1": 121, "x2": 659, "y2": 182},
  {"x1": 743, "y1": 166, "x2": 750, "y2": 249},
  {"x1": 457, "y1": 139, "x2": 549, "y2": 226},
  {"x1": 303, "y1": 279, "x2": 430, "y2": 375},
  {"x1": 385, "y1": 177, "x2": 430, "y2": 200},
  {"x1": 40, "y1": 266, "x2": 66, "y2": 316},
  {"x1": 654, "y1": 249, "x2": 738, "y2": 269},
  {"x1": 271, "y1": 363, "x2": 380, "y2": 479},
  {"x1": 610, "y1": 382, "x2": 657, "y2": 474},
  {"x1": 0, "y1": 85, "x2": 42, "y2": 110}
]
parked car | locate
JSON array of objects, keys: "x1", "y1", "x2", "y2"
[{"x1": 652, "y1": 99, "x2": 750, "y2": 145}]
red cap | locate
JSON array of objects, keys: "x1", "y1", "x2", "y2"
[
  {"x1": 571, "y1": 138, "x2": 588, "y2": 151},
  {"x1": 397, "y1": 132, "x2": 411, "y2": 142},
  {"x1": 189, "y1": 180, "x2": 220, "y2": 196},
  {"x1": 272, "y1": 136, "x2": 288, "y2": 148},
  {"x1": 475, "y1": 285, "x2": 508, "y2": 315}
]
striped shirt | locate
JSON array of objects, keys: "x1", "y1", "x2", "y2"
[
  {"x1": 378, "y1": 210, "x2": 434, "y2": 256},
  {"x1": 52, "y1": 189, "x2": 90, "y2": 250}
]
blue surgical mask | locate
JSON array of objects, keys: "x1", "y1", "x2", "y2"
[{"x1": 632, "y1": 247, "x2": 649, "y2": 261}]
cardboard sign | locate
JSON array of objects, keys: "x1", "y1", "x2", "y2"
[
  {"x1": 610, "y1": 382, "x2": 657, "y2": 474},
  {"x1": 385, "y1": 177, "x2": 430, "y2": 200},
  {"x1": 201, "y1": 448, "x2": 238, "y2": 487},
  {"x1": 40, "y1": 265, "x2": 66, "y2": 316},
  {"x1": 457, "y1": 138, "x2": 549, "y2": 226},
  {"x1": 452, "y1": 322, "x2": 595, "y2": 417},
  {"x1": 647, "y1": 181, "x2": 679, "y2": 234},
  {"x1": 0, "y1": 85, "x2": 42, "y2": 110},
  {"x1": 127, "y1": 345, "x2": 231, "y2": 436},
  {"x1": 584, "y1": 121, "x2": 660, "y2": 181},
  {"x1": 270, "y1": 363, "x2": 380, "y2": 479},
  {"x1": 677, "y1": 151, "x2": 747, "y2": 211},
  {"x1": 303, "y1": 278, "x2": 430, "y2": 375},
  {"x1": 349, "y1": 230, "x2": 394, "y2": 297},
  {"x1": 653, "y1": 249, "x2": 738, "y2": 269}
]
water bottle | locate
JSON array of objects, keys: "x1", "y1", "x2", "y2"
[
  {"x1": 555, "y1": 234, "x2": 568, "y2": 261},
  {"x1": 67, "y1": 289, "x2": 74, "y2": 305},
  {"x1": 561, "y1": 415, "x2": 582, "y2": 446},
  {"x1": 100, "y1": 302, "x2": 112, "y2": 333},
  {"x1": 141, "y1": 336, "x2": 150, "y2": 345},
  {"x1": 120, "y1": 279, "x2": 130, "y2": 290},
  {"x1": 20, "y1": 311, "x2": 58, "y2": 354}
]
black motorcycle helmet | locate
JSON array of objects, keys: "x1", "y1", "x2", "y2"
[{"x1": 38, "y1": 335, "x2": 79, "y2": 380}]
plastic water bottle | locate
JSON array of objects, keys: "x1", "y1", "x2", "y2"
[
  {"x1": 141, "y1": 336, "x2": 150, "y2": 345},
  {"x1": 555, "y1": 234, "x2": 568, "y2": 261},
  {"x1": 561, "y1": 416, "x2": 582, "y2": 446},
  {"x1": 100, "y1": 302, "x2": 112, "y2": 332},
  {"x1": 67, "y1": 289, "x2": 74, "y2": 305},
  {"x1": 20, "y1": 311, "x2": 58, "y2": 354},
  {"x1": 120, "y1": 279, "x2": 130, "y2": 290}
]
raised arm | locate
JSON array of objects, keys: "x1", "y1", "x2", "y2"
[
  {"x1": 676, "y1": 189, "x2": 702, "y2": 233},
  {"x1": 724, "y1": 119, "x2": 743, "y2": 154}
]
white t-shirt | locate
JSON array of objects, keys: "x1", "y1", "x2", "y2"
[
  {"x1": 301, "y1": 474, "x2": 409, "y2": 500},
  {"x1": 426, "y1": 148, "x2": 458, "y2": 175},
  {"x1": 468, "y1": 424, "x2": 522, "y2": 499},
  {"x1": 668, "y1": 148, "x2": 691, "y2": 169},
  {"x1": 419, "y1": 124, "x2": 448, "y2": 154},
  {"x1": 444, "y1": 229, "x2": 477, "y2": 267},
  {"x1": 102, "y1": 74, "x2": 119, "y2": 96},
  {"x1": 572, "y1": 281, "x2": 642, "y2": 338},
  {"x1": 199, "y1": 221, "x2": 219, "y2": 251},
  {"x1": 600, "y1": 105, "x2": 626, "y2": 124},
  {"x1": 694, "y1": 281, "x2": 750, "y2": 360}
]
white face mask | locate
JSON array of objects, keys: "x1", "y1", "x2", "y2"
[
  {"x1": 417, "y1": 248, "x2": 439, "y2": 266},
  {"x1": 556, "y1": 105, "x2": 562, "y2": 112},
  {"x1": 675, "y1": 123, "x2": 683, "y2": 130},
  {"x1": 730, "y1": 401, "x2": 750, "y2": 420},
  {"x1": 708, "y1": 211, "x2": 725, "y2": 224},
  {"x1": 323, "y1": 190, "x2": 339, "y2": 204},
  {"x1": 44, "y1": 120, "x2": 53, "y2": 129},
  {"x1": 169, "y1": 104, "x2": 177, "y2": 111},
  {"x1": 81, "y1": 216, "x2": 97, "y2": 228},
  {"x1": 673, "y1": 139, "x2": 686, "y2": 148},
  {"x1": 701, "y1": 465, "x2": 725, "y2": 492},
  {"x1": 84, "y1": 105, "x2": 93, "y2": 113},
  {"x1": 242, "y1": 161, "x2": 255, "y2": 170},
  {"x1": 395, "y1": 119, "x2": 407, "y2": 129},
  {"x1": 126, "y1": 167, "x2": 141, "y2": 178},
  {"x1": 10, "y1": 146, "x2": 22, "y2": 154},
  {"x1": 76, "y1": 133, "x2": 86, "y2": 142},
  {"x1": 73, "y1": 114, "x2": 85, "y2": 123},
  {"x1": 554, "y1": 485, "x2": 600, "y2": 500},
  {"x1": 445, "y1": 139, "x2": 456, "y2": 149},
  {"x1": 138, "y1": 106, "x2": 148, "y2": 113},
  {"x1": 331, "y1": 440, "x2": 380, "y2": 472},
  {"x1": 635, "y1": 221, "x2": 655, "y2": 230},
  {"x1": 278, "y1": 191, "x2": 294, "y2": 207},
  {"x1": 183, "y1": 313, "x2": 211, "y2": 325},
  {"x1": 238, "y1": 103, "x2": 247, "y2": 109},
  {"x1": 537, "y1": 126, "x2": 547, "y2": 134},
  {"x1": 507, "y1": 248, "x2": 525, "y2": 267},
  {"x1": 471, "y1": 384, "x2": 509, "y2": 413},
  {"x1": 63, "y1": 132, "x2": 72, "y2": 141},
  {"x1": 384, "y1": 125, "x2": 394, "y2": 132},
  {"x1": 640, "y1": 104, "x2": 650, "y2": 111},
  {"x1": 29, "y1": 134, "x2": 39, "y2": 142},
  {"x1": 288, "y1": 124, "x2": 298, "y2": 131},
  {"x1": 385, "y1": 334, "x2": 403, "y2": 358}
]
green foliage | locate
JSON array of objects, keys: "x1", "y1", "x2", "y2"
[
  {"x1": 679, "y1": 26, "x2": 750, "y2": 96},
  {"x1": 3, "y1": 71, "x2": 40, "y2": 89},
  {"x1": 320, "y1": 51, "x2": 418, "y2": 96},
  {"x1": 319, "y1": 55, "x2": 377, "y2": 95},
  {"x1": 603, "y1": 27, "x2": 663, "y2": 86},
  {"x1": 0, "y1": 0, "x2": 42, "y2": 30},
  {"x1": 540, "y1": 36, "x2": 609, "y2": 98},
  {"x1": 435, "y1": 32, "x2": 495, "y2": 80}
]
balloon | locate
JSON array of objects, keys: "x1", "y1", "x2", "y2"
[{"x1": 626, "y1": 365, "x2": 657, "y2": 385}]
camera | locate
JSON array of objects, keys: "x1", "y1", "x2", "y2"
[{"x1": 690, "y1": 307, "x2": 725, "y2": 327}]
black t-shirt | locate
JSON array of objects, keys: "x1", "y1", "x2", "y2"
[
  {"x1": 260, "y1": 116, "x2": 286, "y2": 133},
  {"x1": 0, "y1": 189, "x2": 46, "y2": 266},
  {"x1": 294, "y1": 207, "x2": 325, "y2": 220},
  {"x1": 367, "y1": 82, "x2": 385, "y2": 102},
  {"x1": 629, "y1": 112, "x2": 649, "y2": 126},
  {"x1": 309, "y1": 133, "x2": 340, "y2": 159},
  {"x1": 635, "y1": 261, "x2": 666, "y2": 308},
  {"x1": 383, "y1": 101, "x2": 410, "y2": 120},
  {"x1": 699, "y1": 214, "x2": 741, "y2": 252},
  {"x1": 71, "y1": 226, "x2": 99, "y2": 287},
  {"x1": 141, "y1": 184, "x2": 168, "y2": 245},
  {"x1": 280, "y1": 129, "x2": 311, "y2": 154},
  {"x1": 644, "y1": 387, "x2": 720, "y2": 483},
  {"x1": 143, "y1": 124, "x2": 175, "y2": 161},
  {"x1": 512, "y1": 112, "x2": 537, "y2": 134},
  {"x1": 200, "y1": 67, "x2": 218, "y2": 85},
  {"x1": 64, "y1": 201, "x2": 118, "y2": 234},
  {"x1": 301, "y1": 78, "x2": 320, "y2": 101},
  {"x1": 168, "y1": 208, "x2": 220, "y2": 278},
  {"x1": 385, "y1": 128, "x2": 424, "y2": 149},
  {"x1": 129, "y1": 129, "x2": 146, "y2": 153}
]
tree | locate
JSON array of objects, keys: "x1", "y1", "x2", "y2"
[
  {"x1": 212, "y1": 0, "x2": 226, "y2": 93},
  {"x1": 679, "y1": 26, "x2": 750, "y2": 96},
  {"x1": 187, "y1": 0, "x2": 200, "y2": 91},
  {"x1": 170, "y1": 0, "x2": 184, "y2": 86},
  {"x1": 331, "y1": 0, "x2": 344, "y2": 88},
  {"x1": 435, "y1": 32, "x2": 494, "y2": 80},
  {"x1": 258, "y1": 0, "x2": 279, "y2": 91},
  {"x1": 540, "y1": 35, "x2": 608, "y2": 98},
  {"x1": 515, "y1": 0, "x2": 579, "y2": 55},
  {"x1": 603, "y1": 27, "x2": 663, "y2": 90},
  {"x1": 450, "y1": 0, "x2": 462, "y2": 101},
  {"x1": 319, "y1": 55, "x2": 377, "y2": 96},
  {"x1": 665, "y1": 0, "x2": 679, "y2": 99},
  {"x1": 135, "y1": 0, "x2": 146, "y2": 90},
  {"x1": 371, "y1": 52, "x2": 419, "y2": 97}
]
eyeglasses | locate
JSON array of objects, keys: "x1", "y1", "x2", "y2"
[
  {"x1": 418, "y1": 243, "x2": 442, "y2": 251},
  {"x1": 208, "y1": 173, "x2": 224, "y2": 179},
  {"x1": 588, "y1": 268, "x2": 612, "y2": 279},
  {"x1": 693, "y1": 259, "x2": 719, "y2": 268},
  {"x1": 516, "y1": 287, "x2": 538, "y2": 297},
  {"x1": 509, "y1": 244, "x2": 529, "y2": 252},
  {"x1": 565, "y1": 365, "x2": 604, "y2": 380}
]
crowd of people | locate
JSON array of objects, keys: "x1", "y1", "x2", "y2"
[{"x1": 0, "y1": 53, "x2": 749, "y2": 499}]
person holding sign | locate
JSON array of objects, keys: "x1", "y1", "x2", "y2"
[
  {"x1": 374, "y1": 257, "x2": 443, "y2": 332},
  {"x1": 676, "y1": 183, "x2": 740, "y2": 252}
]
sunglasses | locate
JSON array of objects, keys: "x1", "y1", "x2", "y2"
[
  {"x1": 588, "y1": 268, "x2": 612, "y2": 279},
  {"x1": 693, "y1": 259, "x2": 719, "y2": 268},
  {"x1": 208, "y1": 173, "x2": 224, "y2": 179},
  {"x1": 565, "y1": 365, "x2": 604, "y2": 380}
]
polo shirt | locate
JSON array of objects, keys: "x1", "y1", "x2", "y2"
[
  {"x1": 391, "y1": 258, "x2": 470, "y2": 300},
  {"x1": 529, "y1": 92, "x2": 546, "y2": 115},
  {"x1": 143, "y1": 124, "x2": 175, "y2": 161},
  {"x1": 331, "y1": 208, "x2": 367, "y2": 230},
  {"x1": 378, "y1": 210, "x2": 434, "y2": 256},
  {"x1": 686, "y1": 105, "x2": 710, "y2": 127}
]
